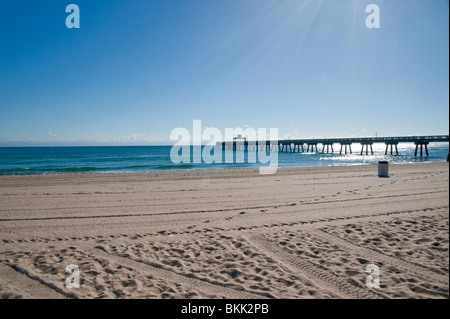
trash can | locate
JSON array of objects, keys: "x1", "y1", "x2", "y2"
[{"x1": 378, "y1": 161, "x2": 389, "y2": 177}]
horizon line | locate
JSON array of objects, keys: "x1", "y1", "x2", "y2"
[{"x1": 1, "y1": 134, "x2": 449, "y2": 148}]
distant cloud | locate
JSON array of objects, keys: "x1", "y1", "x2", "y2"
[{"x1": 0, "y1": 132, "x2": 171, "y2": 147}]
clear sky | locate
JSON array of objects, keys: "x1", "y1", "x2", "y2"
[{"x1": 0, "y1": 0, "x2": 448, "y2": 146}]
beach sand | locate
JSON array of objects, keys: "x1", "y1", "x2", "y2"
[{"x1": 0, "y1": 162, "x2": 448, "y2": 299}]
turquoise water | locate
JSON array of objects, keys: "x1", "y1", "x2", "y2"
[{"x1": 0, "y1": 143, "x2": 448, "y2": 176}]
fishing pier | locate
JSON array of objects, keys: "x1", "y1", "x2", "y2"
[{"x1": 219, "y1": 135, "x2": 449, "y2": 157}]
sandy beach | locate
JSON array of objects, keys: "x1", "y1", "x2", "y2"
[{"x1": 0, "y1": 162, "x2": 448, "y2": 299}]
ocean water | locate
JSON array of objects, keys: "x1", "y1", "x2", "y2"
[{"x1": 0, "y1": 143, "x2": 448, "y2": 176}]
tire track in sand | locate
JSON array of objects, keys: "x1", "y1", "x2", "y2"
[
  {"x1": 84, "y1": 247, "x2": 270, "y2": 299},
  {"x1": 0, "y1": 263, "x2": 68, "y2": 299},
  {"x1": 314, "y1": 230, "x2": 449, "y2": 286},
  {"x1": 244, "y1": 234, "x2": 385, "y2": 299}
]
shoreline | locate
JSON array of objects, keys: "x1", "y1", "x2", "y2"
[{"x1": 0, "y1": 160, "x2": 448, "y2": 179}]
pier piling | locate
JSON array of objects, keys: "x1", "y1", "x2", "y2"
[
  {"x1": 340, "y1": 143, "x2": 353, "y2": 155},
  {"x1": 322, "y1": 143, "x2": 334, "y2": 154},
  {"x1": 385, "y1": 142, "x2": 399, "y2": 156},
  {"x1": 361, "y1": 143, "x2": 374, "y2": 155},
  {"x1": 307, "y1": 143, "x2": 319, "y2": 153},
  {"x1": 414, "y1": 142, "x2": 429, "y2": 157}
]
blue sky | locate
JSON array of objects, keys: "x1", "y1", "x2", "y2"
[{"x1": 0, "y1": 0, "x2": 448, "y2": 146}]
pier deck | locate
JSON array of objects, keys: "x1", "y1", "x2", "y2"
[{"x1": 219, "y1": 135, "x2": 449, "y2": 157}]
